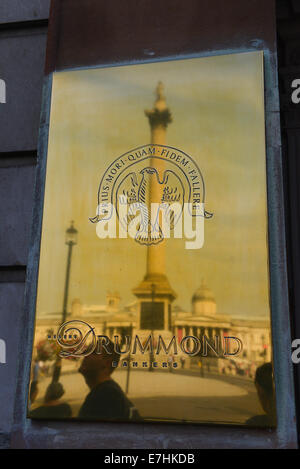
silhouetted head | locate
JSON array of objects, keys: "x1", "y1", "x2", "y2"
[
  {"x1": 44, "y1": 382, "x2": 65, "y2": 404},
  {"x1": 254, "y1": 362, "x2": 275, "y2": 419},
  {"x1": 30, "y1": 380, "x2": 39, "y2": 404},
  {"x1": 78, "y1": 337, "x2": 120, "y2": 389}
]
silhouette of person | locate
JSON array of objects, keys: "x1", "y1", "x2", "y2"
[
  {"x1": 78, "y1": 338, "x2": 141, "y2": 421},
  {"x1": 180, "y1": 356, "x2": 185, "y2": 369},
  {"x1": 198, "y1": 358, "x2": 204, "y2": 377},
  {"x1": 246, "y1": 362, "x2": 276, "y2": 427},
  {"x1": 30, "y1": 382, "x2": 72, "y2": 419},
  {"x1": 29, "y1": 380, "x2": 39, "y2": 408}
]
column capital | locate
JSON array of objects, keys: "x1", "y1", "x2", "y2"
[{"x1": 145, "y1": 108, "x2": 172, "y2": 129}]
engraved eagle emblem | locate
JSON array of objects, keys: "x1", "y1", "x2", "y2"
[{"x1": 116, "y1": 166, "x2": 185, "y2": 245}]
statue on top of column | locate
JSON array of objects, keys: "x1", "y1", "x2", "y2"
[{"x1": 145, "y1": 81, "x2": 172, "y2": 128}]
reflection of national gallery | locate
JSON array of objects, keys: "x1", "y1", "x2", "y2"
[
  {"x1": 36, "y1": 280, "x2": 271, "y2": 364},
  {"x1": 36, "y1": 84, "x2": 270, "y2": 365}
]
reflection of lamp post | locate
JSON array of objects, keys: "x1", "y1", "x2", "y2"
[
  {"x1": 149, "y1": 283, "x2": 156, "y2": 372},
  {"x1": 62, "y1": 221, "x2": 78, "y2": 324},
  {"x1": 125, "y1": 323, "x2": 133, "y2": 395},
  {"x1": 52, "y1": 221, "x2": 78, "y2": 383}
]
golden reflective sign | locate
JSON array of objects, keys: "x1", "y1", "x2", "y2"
[{"x1": 29, "y1": 51, "x2": 276, "y2": 426}]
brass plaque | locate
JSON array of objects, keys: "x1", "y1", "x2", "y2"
[{"x1": 29, "y1": 51, "x2": 276, "y2": 426}]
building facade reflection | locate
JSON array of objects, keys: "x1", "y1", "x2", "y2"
[{"x1": 34, "y1": 279, "x2": 271, "y2": 368}]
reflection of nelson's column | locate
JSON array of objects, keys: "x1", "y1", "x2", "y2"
[{"x1": 133, "y1": 82, "x2": 176, "y2": 337}]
